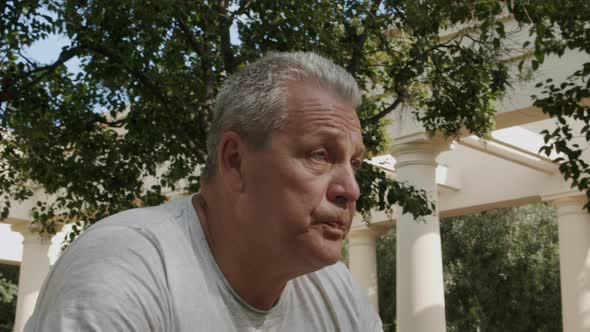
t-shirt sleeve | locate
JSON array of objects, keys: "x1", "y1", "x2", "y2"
[
  {"x1": 352, "y1": 275, "x2": 384, "y2": 332},
  {"x1": 361, "y1": 299, "x2": 384, "y2": 332},
  {"x1": 328, "y1": 262, "x2": 384, "y2": 331},
  {"x1": 24, "y1": 225, "x2": 174, "y2": 332}
]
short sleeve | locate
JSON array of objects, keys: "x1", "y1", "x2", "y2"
[
  {"x1": 350, "y1": 270, "x2": 384, "y2": 331},
  {"x1": 24, "y1": 225, "x2": 174, "y2": 332},
  {"x1": 363, "y1": 305, "x2": 384, "y2": 332}
]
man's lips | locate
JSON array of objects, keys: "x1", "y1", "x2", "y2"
[
  {"x1": 320, "y1": 220, "x2": 346, "y2": 231},
  {"x1": 318, "y1": 219, "x2": 348, "y2": 240}
]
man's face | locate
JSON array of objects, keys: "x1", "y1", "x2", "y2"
[{"x1": 239, "y1": 80, "x2": 365, "y2": 272}]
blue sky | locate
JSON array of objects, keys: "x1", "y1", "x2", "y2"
[
  {"x1": 24, "y1": 34, "x2": 82, "y2": 73},
  {"x1": 24, "y1": 22, "x2": 241, "y2": 75}
]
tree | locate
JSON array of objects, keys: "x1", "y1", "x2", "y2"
[
  {"x1": 512, "y1": 1, "x2": 590, "y2": 209},
  {"x1": 376, "y1": 203, "x2": 562, "y2": 331},
  {"x1": 0, "y1": 264, "x2": 19, "y2": 332},
  {"x1": 1, "y1": 0, "x2": 588, "y2": 236}
]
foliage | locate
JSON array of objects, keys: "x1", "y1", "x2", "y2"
[
  {"x1": 376, "y1": 204, "x2": 561, "y2": 331},
  {"x1": 509, "y1": 0, "x2": 590, "y2": 210},
  {"x1": 1, "y1": 0, "x2": 588, "y2": 236},
  {"x1": 0, "y1": 264, "x2": 19, "y2": 332}
]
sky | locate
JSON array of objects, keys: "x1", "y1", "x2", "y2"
[
  {"x1": 23, "y1": 21, "x2": 241, "y2": 75},
  {"x1": 24, "y1": 33, "x2": 82, "y2": 73}
]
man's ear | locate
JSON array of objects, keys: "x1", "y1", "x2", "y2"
[{"x1": 217, "y1": 131, "x2": 245, "y2": 192}]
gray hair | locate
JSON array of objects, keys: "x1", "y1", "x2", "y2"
[{"x1": 201, "y1": 51, "x2": 361, "y2": 181}]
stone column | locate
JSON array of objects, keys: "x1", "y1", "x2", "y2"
[
  {"x1": 349, "y1": 226, "x2": 381, "y2": 310},
  {"x1": 391, "y1": 139, "x2": 448, "y2": 332},
  {"x1": 10, "y1": 221, "x2": 53, "y2": 332},
  {"x1": 550, "y1": 194, "x2": 590, "y2": 332}
]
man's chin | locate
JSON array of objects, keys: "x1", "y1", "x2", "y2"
[
  {"x1": 295, "y1": 232, "x2": 344, "y2": 270},
  {"x1": 309, "y1": 244, "x2": 344, "y2": 269}
]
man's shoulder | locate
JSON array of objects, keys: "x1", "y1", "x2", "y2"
[
  {"x1": 290, "y1": 262, "x2": 382, "y2": 331},
  {"x1": 25, "y1": 211, "x2": 180, "y2": 332},
  {"x1": 311, "y1": 262, "x2": 354, "y2": 284},
  {"x1": 102, "y1": 196, "x2": 188, "y2": 225},
  {"x1": 308, "y1": 262, "x2": 353, "y2": 287},
  {"x1": 54, "y1": 197, "x2": 191, "y2": 270},
  {"x1": 24, "y1": 196, "x2": 198, "y2": 332},
  {"x1": 59, "y1": 195, "x2": 195, "y2": 265},
  {"x1": 294, "y1": 262, "x2": 356, "y2": 299},
  {"x1": 87, "y1": 196, "x2": 191, "y2": 235}
]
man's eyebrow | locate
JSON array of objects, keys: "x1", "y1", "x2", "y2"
[{"x1": 308, "y1": 129, "x2": 365, "y2": 157}]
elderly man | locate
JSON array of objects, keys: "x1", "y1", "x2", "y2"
[{"x1": 25, "y1": 52, "x2": 383, "y2": 331}]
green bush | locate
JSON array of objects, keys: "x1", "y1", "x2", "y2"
[
  {"x1": 0, "y1": 264, "x2": 19, "y2": 332},
  {"x1": 377, "y1": 203, "x2": 561, "y2": 331}
]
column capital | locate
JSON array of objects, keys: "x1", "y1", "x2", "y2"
[
  {"x1": 390, "y1": 134, "x2": 453, "y2": 168},
  {"x1": 543, "y1": 192, "x2": 588, "y2": 219},
  {"x1": 348, "y1": 226, "x2": 379, "y2": 243},
  {"x1": 350, "y1": 219, "x2": 392, "y2": 238},
  {"x1": 10, "y1": 220, "x2": 63, "y2": 244}
]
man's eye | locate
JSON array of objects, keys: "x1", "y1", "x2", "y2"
[
  {"x1": 351, "y1": 159, "x2": 362, "y2": 171},
  {"x1": 310, "y1": 150, "x2": 328, "y2": 162}
]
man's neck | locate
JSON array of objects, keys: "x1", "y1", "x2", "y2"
[{"x1": 192, "y1": 189, "x2": 290, "y2": 310}]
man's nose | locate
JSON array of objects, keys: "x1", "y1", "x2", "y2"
[{"x1": 327, "y1": 164, "x2": 361, "y2": 208}]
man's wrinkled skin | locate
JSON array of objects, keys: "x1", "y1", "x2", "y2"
[{"x1": 195, "y1": 80, "x2": 365, "y2": 310}]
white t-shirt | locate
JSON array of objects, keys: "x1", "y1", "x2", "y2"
[{"x1": 25, "y1": 195, "x2": 383, "y2": 331}]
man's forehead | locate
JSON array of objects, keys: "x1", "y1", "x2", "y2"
[
  {"x1": 282, "y1": 79, "x2": 363, "y2": 144},
  {"x1": 285, "y1": 82, "x2": 361, "y2": 128},
  {"x1": 284, "y1": 105, "x2": 364, "y2": 152},
  {"x1": 289, "y1": 101, "x2": 361, "y2": 126},
  {"x1": 286, "y1": 80, "x2": 357, "y2": 110}
]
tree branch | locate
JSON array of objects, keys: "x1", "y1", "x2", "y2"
[
  {"x1": 219, "y1": 0, "x2": 237, "y2": 74},
  {"x1": 347, "y1": 0, "x2": 382, "y2": 77},
  {"x1": 0, "y1": 47, "x2": 83, "y2": 102},
  {"x1": 28, "y1": 46, "x2": 83, "y2": 76},
  {"x1": 176, "y1": 13, "x2": 215, "y2": 99},
  {"x1": 16, "y1": 47, "x2": 83, "y2": 91},
  {"x1": 177, "y1": 15, "x2": 206, "y2": 59},
  {"x1": 96, "y1": 117, "x2": 127, "y2": 128},
  {"x1": 365, "y1": 37, "x2": 466, "y2": 124},
  {"x1": 367, "y1": 95, "x2": 404, "y2": 123},
  {"x1": 88, "y1": 45, "x2": 173, "y2": 112},
  {"x1": 17, "y1": 51, "x2": 36, "y2": 66},
  {"x1": 86, "y1": 44, "x2": 203, "y2": 158},
  {"x1": 348, "y1": 33, "x2": 368, "y2": 77}
]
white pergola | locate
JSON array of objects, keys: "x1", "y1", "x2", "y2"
[
  {"x1": 2, "y1": 18, "x2": 590, "y2": 332},
  {"x1": 348, "y1": 49, "x2": 590, "y2": 332}
]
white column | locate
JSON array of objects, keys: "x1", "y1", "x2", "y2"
[
  {"x1": 10, "y1": 222, "x2": 53, "y2": 332},
  {"x1": 349, "y1": 226, "x2": 380, "y2": 309},
  {"x1": 392, "y1": 140, "x2": 448, "y2": 332},
  {"x1": 551, "y1": 194, "x2": 590, "y2": 332}
]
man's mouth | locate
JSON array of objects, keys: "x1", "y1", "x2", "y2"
[
  {"x1": 319, "y1": 219, "x2": 348, "y2": 240},
  {"x1": 322, "y1": 220, "x2": 346, "y2": 231}
]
